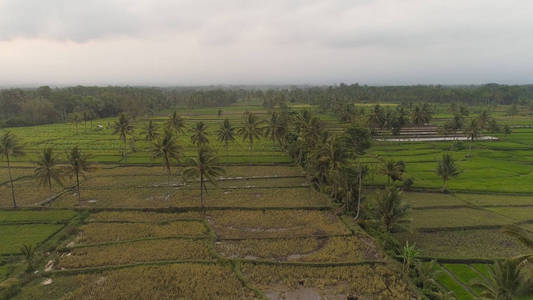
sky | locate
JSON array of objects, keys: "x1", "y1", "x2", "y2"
[{"x1": 1, "y1": 0, "x2": 533, "y2": 86}]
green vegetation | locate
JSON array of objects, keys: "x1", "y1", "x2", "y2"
[
  {"x1": 3, "y1": 96, "x2": 533, "y2": 299},
  {"x1": 0, "y1": 224, "x2": 63, "y2": 255}
]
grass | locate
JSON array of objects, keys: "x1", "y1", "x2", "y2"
[
  {"x1": 57, "y1": 239, "x2": 214, "y2": 269},
  {"x1": 0, "y1": 210, "x2": 76, "y2": 224},
  {"x1": 209, "y1": 210, "x2": 349, "y2": 239},
  {"x1": 442, "y1": 264, "x2": 481, "y2": 294},
  {"x1": 14, "y1": 263, "x2": 256, "y2": 300},
  {"x1": 76, "y1": 221, "x2": 208, "y2": 245},
  {"x1": 395, "y1": 229, "x2": 530, "y2": 259},
  {"x1": 241, "y1": 263, "x2": 413, "y2": 299},
  {"x1": 0, "y1": 224, "x2": 63, "y2": 254},
  {"x1": 87, "y1": 211, "x2": 203, "y2": 223},
  {"x1": 216, "y1": 236, "x2": 381, "y2": 262},
  {"x1": 409, "y1": 208, "x2": 512, "y2": 229},
  {"x1": 52, "y1": 186, "x2": 330, "y2": 209},
  {"x1": 436, "y1": 265, "x2": 474, "y2": 300}
]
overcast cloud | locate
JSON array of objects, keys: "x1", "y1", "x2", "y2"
[{"x1": 0, "y1": 0, "x2": 532, "y2": 86}]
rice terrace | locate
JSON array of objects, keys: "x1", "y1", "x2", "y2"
[{"x1": 0, "y1": 85, "x2": 531, "y2": 300}]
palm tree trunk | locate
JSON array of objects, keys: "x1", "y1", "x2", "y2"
[
  {"x1": 354, "y1": 169, "x2": 362, "y2": 221},
  {"x1": 76, "y1": 170, "x2": 81, "y2": 204},
  {"x1": 165, "y1": 155, "x2": 171, "y2": 186},
  {"x1": 225, "y1": 141, "x2": 229, "y2": 164},
  {"x1": 6, "y1": 154, "x2": 17, "y2": 208},
  {"x1": 123, "y1": 135, "x2": 127, "y2": 163},
  {"x1": 200, "y1": 172, "x2": 204, "y2": 215}
]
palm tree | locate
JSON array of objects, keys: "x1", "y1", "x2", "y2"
[
  {"x1": 471, "y1": 258, "x2": 533, "y2": 300},
  {"x1": 464, "y1": 118, "x2": 481, "y2": 157},
  {"x1": 190, "y1": 122, "x2": 209, "y2": 147},
  {"x1": 372, "y1": 186, "x2": 409, "y2": 232},
  {"x1": 238, "y1": 112, "x2": 264, "y2": 151},
  {"x1": 436, "y1": 153, "x2": 460, "y2": 193},
  {"x1": 34, "y1": 148, "x2": 63, "y2": 191},
  {"x1": 380, "y1": 160, "x2": 406, "y2": 185},
  {"x1": 152, "y1": 129, "x2": 182, "y2": 186},
  {"x1": 113, "y1": 113, "x2": 134, "y2": 162},
  {"x1": 0, "y1": 131, "x2": 25, "y2": 208},
  {"x1": 69, "y1": 113, "x2": 82, "y2": 134},
  {"x1": 182, "y1": 146, "x2": 225, "y2": 214},
  {"x1": 265, "y1": 112, "x2": 283, "y2": 145},
  {"x1": 478, "y1": 110, "x2": 490, "y2": 129},
  {"x1": 216, "y1": 119, "x2": 236, "y2": 156},
  {"x1": 167, "y1": 111, "x2": 185, "y2": 135},
  {"x1": 142, "y1": 120, "x2": 159, "y2": 141},
  {"x1": 66, "y1": 146, "x2": 90, "y2": 204}
]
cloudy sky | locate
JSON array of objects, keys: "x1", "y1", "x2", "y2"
[{"x1": 1, "y1": 0, "x2": 532, "y2": 86}]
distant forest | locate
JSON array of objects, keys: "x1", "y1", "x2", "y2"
[{"x1": 1, "y1": 83, "x2": 533, "y2": 127}]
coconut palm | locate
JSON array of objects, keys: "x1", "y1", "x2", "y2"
[
  {"x1": 142, "y1": 120, "x2": 159, "y2": 141},
  {"x1": 216, "y1": 119, "x2": 236, "y2": 155},
  {"x1": 238, "y1": 112, "x2": 264, "y2": 151},
  {"x1": 182, "y1": 146, "x2": 225, "y2": 214},
  {"x1": 167, "y1": 111, "x2": 185, "y2": 135},
  {"x1": 66, "y1": 146, "x2": 90, "y2": 204},
  {"x1": 34, "y1": 147, "x2": 63, "y2": 191},
  {"x1": 464, "y1": 118, "x2": 481, "y2": 157},
  {"x1": 69, "y1": 113, "x2": 82, "y2": 134},
  {"x1": 478, "y1": 110, "x2": 490, "y2": 129},
  {"x1": 380, "y1": 159, "x2": 406, "y2": 185},
  {"x1": 436, "y1": 153, "x2": 460, "y2": 193},
  {"x1": 190, "y1": 121, "x2": 210, "y2": 147},
  {"x1": 471, "y1": 258, "x2": 533, "y2": 300},
  {"x1": 152, "y1": 129, "x2": 182, "y2": 186},
  {"x1": 113, "y1": 113, "x2": 134, "y2": 162},
  {"x1": 372, "y1": 186, "x2": 409, "y2": 232},
  {"x1": 0, "y1": 131, "x2": 25, "y2": 208},
  {"x1": 264, "y1": 111, "x2": 285, "y2": 146}
]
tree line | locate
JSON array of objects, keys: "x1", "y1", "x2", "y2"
[{"x1": 3, "y1": 83, "x2": 533, "y2": 128}]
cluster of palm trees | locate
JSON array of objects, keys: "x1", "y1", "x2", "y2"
[
  {"x1": 334, "y1": 103, "x2": 433, "y2": 132},
  {"x1": 1, "y1": 131, "x2": 90, "y2": 208}
]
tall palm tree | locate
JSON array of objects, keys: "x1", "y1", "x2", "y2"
[
  {"x1": 265, "y1": 112, "x2": 283, "y2": 146},
  {"x1": 167, "y1": 111, "x2": 185, "y2": 135},
  {"x1": 471, "y1": 258, "x2": 533, "y2": 300},
  {"x1": 436, "y1": 153, "x2": 460, "y2": 193},
  {"x1": 238, "y1": 112, "x2": 264, "y2": 151},
  {"x1": 182, "y1": 146, "x2": 225, "y2": 214},
  {"x1": 34, "y1": 147, "x2": 63, "y2": 191},
  {"x1": 142, "y1": 120, "x2": 159, "y2": 141},
  {"x1": 190, "y1": 121, "x2": 209, "y2": 147},
  {"x1": 464, "y1": 118, "x2": 481, "y2": 157},
  {"x1": 69, "y1": 113, "x2": 82, "y2": 134},
  {"x1": 216, "y1": 119, "x2": 236, "y2": 155},
  {"x1": 372, "y1": 186, "x2": 409, "y2": 232},
  {"x1": 380, "y1": 159, "x2": 406, "y2": 185},
  {"x1": 66, "y1": 146, "x2": 90, "y2": 204},
  {"x1": 113, "y1": 113, "x2": 134, "y2": 162},
  {"x1": 0, "y1": 132, "x2": 25, "y2": 208},
  {"x1": 478, "y1": 110, "x2": 490, "y2": 129},
  {"x1": 152, "y1": 129, "x2": 182, "y2": 186}
]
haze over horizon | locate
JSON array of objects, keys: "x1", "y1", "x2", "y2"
[{"x1": 1, "y1": 0, "x2": 533, "y2": 86}]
